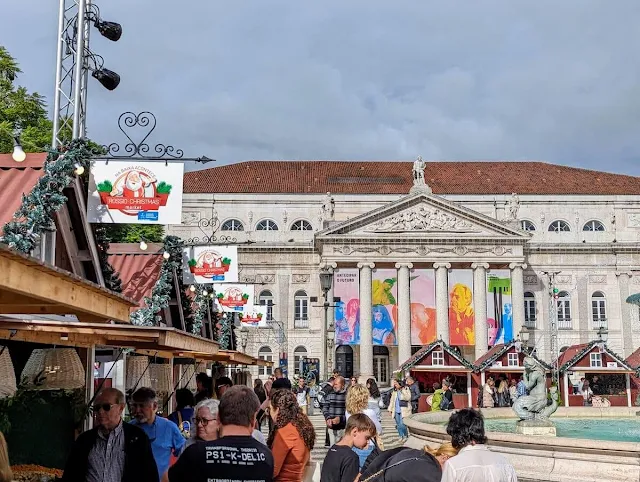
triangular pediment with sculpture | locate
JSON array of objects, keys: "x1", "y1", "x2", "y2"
[{"x1": 316, "y1": 192, "x2": 530, "y2": 241}]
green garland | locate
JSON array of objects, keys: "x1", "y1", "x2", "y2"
[
  {"x1": 398, "y1": 340, "x2": 476, "y2": 372},
  {"x1": 219, "y1": 312, "x2": 231, "y2": 350},
  {"x1": 558, "y1": 340, "x2": 631, "y2": 373},
  {"x1": 0, "y1": 138, "x2": 101, "y2": 254},
  {"x1": 130, "y1": 235, "x2": 190, "y2": 326},
  {"x1": 191, "y1": 284, "x2": 209, "y2": 335},
  {"x1": 94, "y1": 225, "x2": 123, "y2": 293}
]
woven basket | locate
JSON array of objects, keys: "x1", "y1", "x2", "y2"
[
  {"x1": 183, "y1": 362, "x2": 207, "y2": 390},
  {"x1": 0, "y1": 346, "x2": 17, "y2": 398},
  {"x1": 20, "y1": 348, "x2": 85, "y2": 390},
  {"x1": 150, "y1": 363, "x2": 172, "y2": 393},
  {"x1": 126, "y1": 356, "x2": 151, "y2": 391}
]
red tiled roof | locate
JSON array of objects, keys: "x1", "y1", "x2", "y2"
[
  {"x1": 184, "y1": 161, "x2": 640, "y2": 195},
  {"x1": 474, "y1": 344, "x2": 505, "y2": 366},
  {"x1": 0, "y1": 153, "x2": 48, "y2": 233},
  {"x1": 626, "y1": 347, "x2": 640, "y2": 370},
  {"x1": 108, "y1": 245, "x2": 163, "y2": 306},
  {"x1": 557, "y1": 343, "x2": 590, "y2": 368}
]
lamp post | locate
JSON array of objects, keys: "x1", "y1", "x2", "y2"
[
  {"x1": 597, "y1": 326, "x2": 609, "y2": 344},
  {"x1": 519, "y1": 326, "x2": 530, "y2": 349},
  {"x1": 319, "y1": 268, "x2": 333, "y2": 381},
  {"x1": 543, "y1": 271, "x2": 561, "y2": 385}
]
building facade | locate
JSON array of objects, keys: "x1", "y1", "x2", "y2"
[{"x1": 168, "y1": 160, "x2": 640, "y2": 385}]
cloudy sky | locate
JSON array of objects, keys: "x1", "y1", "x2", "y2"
[{"x1": 3, "y1": 1, "x2": 640, "y2": 174}]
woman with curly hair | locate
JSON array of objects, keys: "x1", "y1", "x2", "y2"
[
  {"x1": 345, "y1": 384, "x2": 383, "y2": 470},
  {"x1": 267, "y1": 389, "x2": 315, "y2": 482}
]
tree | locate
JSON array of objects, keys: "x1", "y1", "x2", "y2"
[
  {"x1": 104, "y1": 225, "x2": 165, "y2": 243},
  {"x1": 0, "y1": 46, "x2": 67, "y2": 153}
]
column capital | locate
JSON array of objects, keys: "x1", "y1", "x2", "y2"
[
  {"x1": 471, "y1": 262, "x2": 490, "y2": 270},
  {"x1": 357, "y1": 262, "x2": 376, "y2": 269},
  {"x1": 433, "y1": 262, "x2": 451, "y2": 270},
  {"x1": 319, "y1": 262, "x2": 338, "y2": 271},
  {"x1": 616, "y1": 271, "x2": 632, "y2": 278},
  {"x1": 509, "y1": 262, "x2": 528, "y2": 270},
  {"x1": 394, "y1": 262, "x2": 414, "y2": 269}
]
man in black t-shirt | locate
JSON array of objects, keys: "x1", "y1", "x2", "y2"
[{"x1": 165, "y1": 385, "x2": 273, "y2": 482}]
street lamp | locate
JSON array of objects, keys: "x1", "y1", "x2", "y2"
[
  {"x1": 597, "y1": 326, "x2": 609, "y2": 343},
  {"x1": 519, "y1": 326, "x2": 530, "y2": 347},
  {"x1": 319, "y1": 268, "x2": 333, "y2": 380}
]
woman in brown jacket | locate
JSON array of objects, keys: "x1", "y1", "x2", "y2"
[{"x1": 267, "y1": 389, "x2": 316, "y2": 482}]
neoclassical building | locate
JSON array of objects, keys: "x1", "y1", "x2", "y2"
[{"x1": 168, "y1": 160, "x2": 640, "y2": 385}]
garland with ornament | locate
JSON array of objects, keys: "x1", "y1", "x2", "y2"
[
  {"x1": 0, "y1": 138, "x2": 101, "y2": 254},
  {"x1": 130, "y1": 235, "x2": 193, "y2": 326},
  {"x1": 190, "y1": 284, "x2": 210, "y2": 336},
  {"x1": 94, "y1": 225, "x2": 123, "y2": 293}
]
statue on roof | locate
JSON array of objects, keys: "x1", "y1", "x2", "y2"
[
  {"x1": 322, "y1": 192, "x2": 335, "y2": 221},
  {"x1": 507, "y1": 193, "x2": 520, "y2": 222},
  {"x1": 410, "y1": 156, "x2": 432, "y2": 195}
]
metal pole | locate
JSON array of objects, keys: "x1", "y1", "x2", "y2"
[
  {"x1": 52, "y1": 0, "x2": 67, "y2": 148},
  {"x1": 322, "y1": 298, "x2": 329, "y2": 381},
  {"x1": 78, "y1": 0, "x2": 92, "y2": 137},
  {"x1": 544, "y1": 271, "x2": 561, "y2": 385},
  {"x1": 72, "y1": 0, "x2": 88, "y2": 139}
]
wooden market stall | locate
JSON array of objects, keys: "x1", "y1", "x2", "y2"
[
  {"x1": 396, "y1": 340, "x2": 476, "y2": 411},
  {"x1": 474, "y1": 341, "x2": 551, "y2": 402},
  {"x1": 557, "y1": 340, "x2": 634, "y2": 407},
  {"x1": 624, "y1": 347, "x2": 640, "y2": 406}
]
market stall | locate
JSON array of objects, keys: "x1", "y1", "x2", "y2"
[{"x1": 396, "y1": 340, "x2": 476, "y2": 410}]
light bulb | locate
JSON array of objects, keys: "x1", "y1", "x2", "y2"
[
  {"x1": 209, "y1": 293, "x2": 215, "y2": 299},
  {"x1": 73, "y1": 163, "x2": 84, "y2": 175},
  {"x1": 163, "y1": 251, "x2": 170, "y2": 259},
  {"x1": 12, "y1": 144, "x2": 26, "y2": 163},
  {"x1": 189, "y1": 285, "x2": 196, "y2": 292},
  {"x1": 139, "y1": 240, "x2": 148, "y2": 251},
  {"x1": 202, "y1": 290, "x2": 208, "y2": 296}
]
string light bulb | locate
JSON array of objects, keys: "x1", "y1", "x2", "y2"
[
  {"x1": 202, "y1": 290, "x2": 208, "y2": 296},
  {"x1": 73, "y1": 163, "x2": 85, "y2": 175},
  {"x1": 163, "y1": 251, "x2": 170, "y2": 259},
  {"x1": 189, "y1": 285, "x2": 196, "y2": 292},
  {"x1": 139, "y1": 240, "x2": 148, "y2": 251},
  {"x1": 12, "y1": 137, "x2": 26, "y2": 163}
]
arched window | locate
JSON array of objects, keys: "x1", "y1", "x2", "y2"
[
  {"x1": 256, "y1": 219, "x2": 278, "y2": 231},
  {"x1": 290, "y1": 220, "x2": 313, "y2": 231},
  {"x1": 591, "y1": 291, "x2": 607, "y2": 328},
  {"x1": 293, "y1": 346, "x2": 308, "y2": 375},
  {"x1": 583, "y1": 220, "x2": 605, "y2": 232},
  {"x1": 557, "y1": 291, "x2": 571, "y2": 328},
  {"x1": 524, "y1": 292, "x2": 536, "y2": 328},
  {"x1": 221, "y1": 219, "x2": 244, "y2": 231},
  {"x1": 258, "y1": 290, "x2": 274, "y2": 321},
  {"x1": 521, "y1": 220, "x2": 536, "y2": 232},
  {"x1": 548, "y1": 220, "x2": 571, "y2": 232},
  {"x1": 294, "y1": 290, "x2": 308, "y2": 328},
  {"x1": 258, "y1": 346, "x2": 273, "y2": 376}
]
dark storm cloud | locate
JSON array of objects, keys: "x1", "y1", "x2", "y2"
[{"x1": 2, "y1": 1, "x2": 640, "y2": 173}]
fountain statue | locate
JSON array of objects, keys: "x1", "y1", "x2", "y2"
[{"x1": 513, "y1": 356, "x2": 559, "y2": 436}]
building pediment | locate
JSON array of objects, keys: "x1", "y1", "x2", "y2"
[{"x1": 316, "y1": 193, "x2": 530, "y2": 241}]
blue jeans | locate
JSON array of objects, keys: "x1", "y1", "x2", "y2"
[{"x1": 394, "y1": 412, "x2": 408, "y2": 439}]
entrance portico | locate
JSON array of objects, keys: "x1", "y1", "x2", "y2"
[{"x1": 315, "y1": 191, "x2": 530, "y2": 382}]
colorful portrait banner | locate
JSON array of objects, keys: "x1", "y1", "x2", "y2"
[
  {"x1": 372, "y1": 268, "x2": 398, "y2": 346},
  {"x1": 486, "y1": 270, "x2": 513, "y2": 346},
  {"x1": 182, "y1": 246, "x2": 239, "y2": 284},
  {"x1": 213, "y1": 283, "x2": 255, "y2": 313},
  {"x1": 448, "y1": 270, "x2": 475, "y2": 346},
  {"x1": 334, "y1": 269, "x2": 360, "y2": 345},
  {"x1": 240, "y1": 304, "x2": 268, "y2": 328},
  {"x1": 87, "y1": 160, "x2": 184, "y2": 224},
  {"x1": 410, "y1": 269, "x2": 437, "y2": 346}
]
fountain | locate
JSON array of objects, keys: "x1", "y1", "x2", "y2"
[{"x1": 512, "y1": 356, "x2": 559, "y2": 436}]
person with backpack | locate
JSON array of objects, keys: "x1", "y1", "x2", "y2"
[
  {"x1": 168, "y1": 388, "x2": 196, "y2": 439},
  {"x1": 430, "y1": 380, "x2": 454, "y2": 411}
]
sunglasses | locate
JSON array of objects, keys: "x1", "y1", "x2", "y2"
[
  {"x1": 91, "y1": 403, "x2": 117, "y2": 413},
  {"x1": 195, "y1": 417, "x2": 216, "y2": 427}
]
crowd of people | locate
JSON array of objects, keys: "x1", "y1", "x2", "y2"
[
  {"x1": 478, "y1": 376, "x2": 527, "y2": 408},
  {"x1": 0, "y1": 368, "x2": 519, "y2": 482}
]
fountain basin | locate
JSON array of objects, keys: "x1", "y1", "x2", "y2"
[{"x1": 404, "y1": 407, "x2": 640, "y2": 482}]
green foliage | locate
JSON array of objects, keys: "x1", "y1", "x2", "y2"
[
  {"x1": 188, "y1": 258, "x2": 197, "y2": 267},
  {"x1": 0, "y1": 138, "x2": 102, "y2": 253},
  {"x1": 222, "y1": 257, "x2": 231, "y2": 266},
  {"x1": 97, "y1": 180, "x2": 113, "y2": 193},
  {"x1": 217, "y1": 292, "x2": 224, "y2": 299},
  {"x1": 241, "y1": 293, "x2": 249, "y2": 300},
  {"x1": 0, "y1": 46, "x2": 70, "y2": 153},
  {"x1": 104, "y1": 224, "x2": 165, "y2": 243},
  {"x1": 94, "y1": 225, "x2": 123, "y2": 292},
  {"x1": 156, "y1": 181, "x2": 172, "y2": 194}
]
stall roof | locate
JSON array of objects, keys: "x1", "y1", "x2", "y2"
[
  {"x1": 475, "y1": 341, "x2": 552, "y2": 372},
  {"x1": 625, "y1": 347, "x2": 640, "y2": 376},
  {"x1": 0, "y1": 244, "x2": 134, "y2": 323},
  {"x1": 396, "y1": 340, "x2": 476, "y2": 373},
  {"x1": 0, "y1": 154, "x2": 47, "y2": 234},
  {"x1": 0, "y1": 319, "x2": 219, "y2": 360},
  {"x1": 108, "y1": 244, "x2": 164, "y2": 307},
  {"x1": 219, "y1": 349, "x2": 272, "y2": 367},
  {"x1": 558, "y1": 341, "x2": 633, "y2": 374}
]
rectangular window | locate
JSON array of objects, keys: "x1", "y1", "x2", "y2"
[
  {"x1": 592, "y1": 300, "x2": 607, "y2": 328},
  {"x1": 524, "y1": 299, "x2": 536, "y2": 328},
  {"x1": 432, "y1": 351, "x2": 444, "y2": 366},
  {"x1": 590, "y1": 353, "x2": 602, "y2": 368},
  {"x1": 507, "y1": 353, "x2": 519, "y2": 367},
  {"x1": 294, "y1": 298, "x2": 308, "y2": 321},
  {"x1": 557, "y1": 300, "x2": 572, "y2": 329},
  {"x1": 259, "y1": 355, "x2": 273, "y2": 376}
]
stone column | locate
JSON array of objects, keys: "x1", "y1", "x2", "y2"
[
  {"x1": 358, "y1": 262, "x2": 375, "y2": 381},
  {"x1": 433, "y1": 263, "x2": 451, "y2": 343},
  {"x1": 472, "y1": 263, "x2": 490, "y2": 361},
  {"x1": 395, "y1": 262, "x2": 413, "y2": 366},
  {"x1": 617, "y1": 271, "x2": 633, "y2": 357},
  {"x1": 509, "y1": 262, "x2": 527, "y2": 342}
]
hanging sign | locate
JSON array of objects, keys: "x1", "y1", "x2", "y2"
[
  {"x1": 213, "y1": 283, "x2": 255, "y2": 313},
  {"x1": 182, "y1": 246, "x2": 239, "y2": 283},
  {"x1": 240, "y1": 305, "x2": 268, "y2": 328},
  {"x1": 87, "y1": 160, "x2": 184, "y2": 224}
]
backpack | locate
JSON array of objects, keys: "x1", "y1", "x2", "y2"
[
  {"x1": 439, "y1": 393, "x2": 452, "y2": 411},
  {"x1": 430, "y1": 389, "x2": 444, "y2": 411},
  {"x1": 176, "y1": 411, "x2": 191, "y2": 439}
]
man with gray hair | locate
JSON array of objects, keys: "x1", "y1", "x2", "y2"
[
  {"x1": 130, "y1": 387, "x2": 185, "y2": 480},
  {"x1": 61, "y1": 387, "x2": 158, "y2": 482}
]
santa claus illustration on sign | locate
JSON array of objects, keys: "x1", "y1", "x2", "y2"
[
  {"x1": 198, "y1": 251, "x2": 222, "y2": 269},
  {"x1": 111, "y1": 169, "x2": 157, "y2": 198}
]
